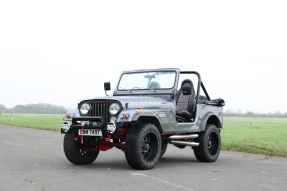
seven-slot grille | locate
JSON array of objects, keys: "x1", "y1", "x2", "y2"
[{"x1": 90, "y1": 101, "x2": 110, "y2": 124}]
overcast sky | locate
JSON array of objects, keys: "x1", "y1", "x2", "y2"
[{"x1": 0, "y1": 0, "x2": 286, "y2": 113}]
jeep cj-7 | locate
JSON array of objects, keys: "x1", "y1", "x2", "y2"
[{"x1": 61, "y1": 68, "x2": 225, "y2": 170}]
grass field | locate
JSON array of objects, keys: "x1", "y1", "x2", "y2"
[
  {"x1": 0, "y1": 113, "x2": 64, "y2": 131},
  {"x1": 223, "y1": 117, "x2": 287, "y2": 157},
  {"x1": 1, "y1": 114, "x2": 287, "y2": 157}
]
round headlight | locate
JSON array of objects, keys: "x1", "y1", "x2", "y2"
[
  {"x1": 80, "y1": 103, "x2": 90, "y2": 115},
  {"x1": 109, "y1": 103, "x2": 120, "y2": 115}
]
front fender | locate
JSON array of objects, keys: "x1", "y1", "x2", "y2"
[
  {"x1": 131, "y1": 112, "x2": 159, "y2": 121},
  {"x1": 131, "y1": 112, "x2": 163, "y2": 133},
  {"x1": 63, "y1": 109, "x2": 80, "y2": 121}
]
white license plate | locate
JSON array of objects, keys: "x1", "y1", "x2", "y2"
[{"x1": 78, "y1": 129, "x2": 102, "y2": 136}]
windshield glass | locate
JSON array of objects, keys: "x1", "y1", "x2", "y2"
[{"x1": 118, "y1": 71, "x2": 177, "y2": 90}]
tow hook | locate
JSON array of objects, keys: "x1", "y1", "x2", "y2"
[{"x1": 80, "y1": 121, "x2": 89, "y2": 144}]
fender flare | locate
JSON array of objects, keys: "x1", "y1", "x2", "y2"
[
  {"x1": 200, "y1": 112, "x2": 222, "y2": 132},
  {"x1": 131, "y1": 112, "x2": 163, "y2": 133},
  {"x1": 63, "y1": 109, "x2": 80, "y2": 121}
]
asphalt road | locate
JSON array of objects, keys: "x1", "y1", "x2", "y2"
[{"x1": 0, "y1": 124, "x2": 286, "y2": 191}]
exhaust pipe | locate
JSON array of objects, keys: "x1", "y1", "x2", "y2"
[
  {"x1": 170, "y1": 140, "x2": 200, "y2": 147},
  {"x1": 169, "y1": 134, "x2": 198, "y2": 140}
]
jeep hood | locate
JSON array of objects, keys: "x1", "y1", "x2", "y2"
[{"x1": 82, "y1": 96, "x2": 171, "y2": 109}]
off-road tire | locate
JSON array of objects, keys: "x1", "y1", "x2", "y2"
[
  {"x1": 193, "y1": 124, "x2": 221, "y2": 162},
  {"x1": 160, "y1": 143, "x2": 168, "y2": 158},
  {"x1": 125, "y1": 123, "x2": 161, "y2": 170},
  {"x1": 63, "y1": 133, "x2": 99, "y2": 165}
]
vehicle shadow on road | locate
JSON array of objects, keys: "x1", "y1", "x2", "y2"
[
  {"x1": 159, "y1": 156, "x2": 199, "y2": 165},
  {"x1": 157, "y1": 155, "x2": 224, "y2": 168}
]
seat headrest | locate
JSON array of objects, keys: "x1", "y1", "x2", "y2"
[{"x1": 181, "y1": 79, "x2": 194, "y2": 89}]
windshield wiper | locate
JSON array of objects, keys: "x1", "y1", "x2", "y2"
[
  {"x1": 121, "y1": 89, "x2": 132, "y2": 92},
  {"x1": 119, "y1": 88, "x2": 158, "y2": 92}
]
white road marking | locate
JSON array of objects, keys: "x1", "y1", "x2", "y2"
[{"x1": 131, "y1": 173, "x2": 194, "y2": 191}]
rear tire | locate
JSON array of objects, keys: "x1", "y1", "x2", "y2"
[
  {"x1": 193, "y1": 124, "x2": 221, "y2": 162},
  {"x1": 125, "y1": 123, "x2": 161, "y2": 170},
  {"x1": 63, "y1": 133, "x2": 99, "y2": 165},
  {"x1": 160, "y1": 142, "x2": 168, "y2": 158}
]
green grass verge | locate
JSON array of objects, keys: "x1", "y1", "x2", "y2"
[
  {"x1": 0, "y1": 113, "x2": 65, "y2": 131},
  {"x1": 222, "y1": 117, "x2": 287, "y2": 157},
  {"x1": 1, "y1": 114, "x2": 287, "y2": 157}
]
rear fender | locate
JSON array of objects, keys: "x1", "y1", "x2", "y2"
[{"x1": 200, "y1": 112, "x2": 222, "y2": 131}]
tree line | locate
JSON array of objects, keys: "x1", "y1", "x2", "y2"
[
  {"x1": 0, "y1": 103, "x2": 66, "y2": 114},
  {"x1": 1, "y1": 104, "x2": 286, "y2": 117},
  {"x1": 224, "y1": 110, "x2": 287, "y2": 118}
]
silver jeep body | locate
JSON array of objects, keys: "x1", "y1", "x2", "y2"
[{"x1": 63, "y1": 68, "x2": 223, "y2": 134}]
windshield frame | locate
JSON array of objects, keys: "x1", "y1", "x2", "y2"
[{"x1": 117, "y1": 70, "x2": 178, "y2": 91}]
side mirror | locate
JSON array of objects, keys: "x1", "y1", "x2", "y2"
[
  {"x1": 104, "y1": 82, "x2": 111, "y2": 91},
  {"x1": 182, "y1": 86, "x2": 192, "y2": 95},
  {"x1": 104, "y1": 82, "x2": 111, "y2": 96}
]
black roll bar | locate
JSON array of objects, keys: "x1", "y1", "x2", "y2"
[
  {"x1": 200, "y1": 81, "x2": 211, "y2": 101},
  {"x1": 180, "y1": 71, "x2": 211, "y2": 102}
]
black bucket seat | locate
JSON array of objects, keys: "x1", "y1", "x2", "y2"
[{"x1": 176, "y1": 79, "x2": 196, "y2": 122}]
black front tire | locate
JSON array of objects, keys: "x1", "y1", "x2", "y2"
[
  {"x1": 63, "y1": 133, "x2": 99, "y2": 165},
  {"x1": 125, "y1": 123, "x2": 161, "y2": 170},
  {"x1": 193, "y1": 124, "x2": 221, "y2": 162}
]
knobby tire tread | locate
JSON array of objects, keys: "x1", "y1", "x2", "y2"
[
  {"x1": 125, "y1": 123, "x2": 161, "y2": 170},
  {"x1": 193, "y1": 124, "x2": 221, "y2": 162},
  {"x1": 63, "y1": 133, "x2": 99, "y2": 165},
  {"x1": 160, "y1": 143, "x2": 168, "y2": 158}
]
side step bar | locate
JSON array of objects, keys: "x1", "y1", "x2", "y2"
[
  {"x1": 169, "y1": 134, "x2": 198, "y2": 140},
  {"x1": 170, "y1": 140, "x2": 200, "y2": 147}
]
